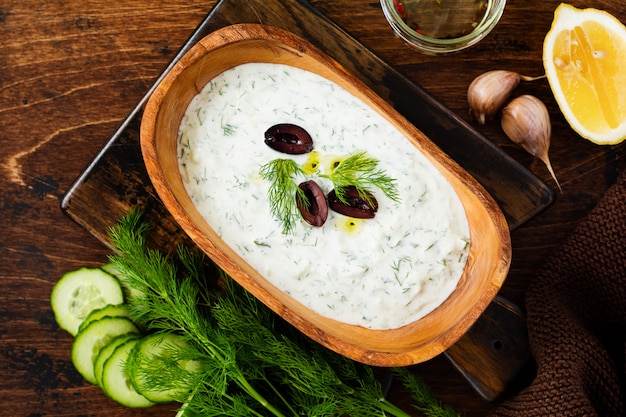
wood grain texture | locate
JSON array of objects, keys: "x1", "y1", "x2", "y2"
[
  {"x1": 445, "y1": 296, "x2": 532, "y2": 401},
  {"x1": 1, "y1": 0, "x2": 625, "y2": 416}
]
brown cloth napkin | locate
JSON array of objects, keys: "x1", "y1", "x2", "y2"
[{"x1": 491, "y1": 170, "x2": 626, "y2": 417}]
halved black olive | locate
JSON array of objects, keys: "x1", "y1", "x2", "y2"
[
  {"x1": 328, "y1": 186, "x2": 378, "y2": 219},
  {"x1": 296, "y1": 180, "x2": 328, "y2": 227},
  {"x1": 264, "y1": 123, "x2": 313, "y2": 154}
]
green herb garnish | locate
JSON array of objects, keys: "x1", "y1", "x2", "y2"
[
  {"x1": 259, "y1": 159, "x2": 307, "y2": 234},
  {"x1": 107, "y1": 210, "x2": 461, "y2": 417},
  {"x1": 321, "y1": 151, "x2": 400, "y2": 207},
  {"x1": 260, "y1": 152, "x2": 400, "y2": 234}
]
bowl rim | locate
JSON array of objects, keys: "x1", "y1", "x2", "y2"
[{"x1": 140, "y1": 23, "x2": 512, "y2": 366}]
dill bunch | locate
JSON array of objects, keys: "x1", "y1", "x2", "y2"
[{"x1": 107, "y1": 209, "x2": 461, "y2": 417}]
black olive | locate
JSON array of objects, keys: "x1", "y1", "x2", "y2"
[
  {"x1": 264, "y1": 123, "x2": 313, "y2": 154},
  {"x1": 328, "y1": 186, "x2": 378, "y2": 219},
  {"x1": 296, "y1": 180, "x2": 328, "y2": 227}
]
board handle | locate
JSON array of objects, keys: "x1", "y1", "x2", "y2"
[{"x1": 444, "y1": 295, "x2": 532, "y2": 401}]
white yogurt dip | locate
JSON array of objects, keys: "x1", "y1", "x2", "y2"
[{"x1": 178, "y1": 63, "x2": 470, "y2": 330}]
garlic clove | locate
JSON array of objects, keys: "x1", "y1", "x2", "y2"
[
  {"x1": 468, "y1": 70, "x2": 544, "y2": 125},
  {"x1": 501, "y1": 95, "x2": 550, "y2": 155},
  {"x1": 501, "y1": 95, "x2": 561, "y2": 191}
]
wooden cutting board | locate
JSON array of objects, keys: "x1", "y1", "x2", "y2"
[{"x1": 61, "y1": 0, "x2": 551, "y2": 401}]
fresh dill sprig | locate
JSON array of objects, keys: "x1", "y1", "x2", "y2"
[
  {"x1": 259, "y1": 159, "x2": 307, "y2": 234},
  {"x1": 321, "y1": 151, "x2": 400, "y2": 206},
  {"x1": 394, "y1": 367, "x2": 463, "y2": 417},
  {"x1": 106, "y1": 209, "x2": 461, "y2": 417}
]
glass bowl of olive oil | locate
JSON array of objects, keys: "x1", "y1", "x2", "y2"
[{"x1": 380, "y1": 0, "x2": 506, "y2": 54}]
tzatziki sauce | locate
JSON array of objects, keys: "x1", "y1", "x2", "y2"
[{"x1": 178, "y1": 63, "x2": 470, "y2": 330}]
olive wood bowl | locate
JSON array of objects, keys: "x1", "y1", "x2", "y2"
[{"x1": 140, "y1": 23, "x2": 512, "y2": 367}]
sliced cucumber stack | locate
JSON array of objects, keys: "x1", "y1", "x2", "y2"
[
  {"x1": 51, "y1": 264, "x2": 197, "y2": 410},
  {"x1": 51, "y1": 267, "x2": 124, "y2": 336},
  {"x1": 71, "y1": 316, "x2": 139, "y2": 384},
  {"x1": 93, "y1": 333, "x2": 140, "y2": 386},
  {"x1": 78, "y1": 303, "x2": 132, "y2": 333},
  {"x1": 101, "y1": 338, "x2": 155, "y2": 408},
  {"x1": 127, "y1": 333, "x2": 200, "y2": 403}
]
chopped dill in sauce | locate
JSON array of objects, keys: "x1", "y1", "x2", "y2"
[{"x1": 177, "y1": 62, "x2": 470, "y2": 330}]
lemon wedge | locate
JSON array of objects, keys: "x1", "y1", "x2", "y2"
[{"x1": 543, "y1": 3, "x2": 626, "y2": 145}]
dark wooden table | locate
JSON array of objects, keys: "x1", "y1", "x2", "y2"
[{"x1": 2, "y1": 1, "x2": 625, "y2": 416}]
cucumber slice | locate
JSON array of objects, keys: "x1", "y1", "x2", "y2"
[
  {"x1": 51, "y1": 267, "x2": 124, "y2": 336},
  {"x1": 101, "y1": 262, "x2": 144, "y2": 300},
  {"x1": 71, "y1": 316, "x2": 139, "y2": 384},
  {"x1": 93, "y1": 333, "x2": 139, "y2": 387},
  {"x1": 101, "y1": 338, "x2": 155, "y2": 408},
  {"x1": 78, "y1": 303, "x2": 131, "y2": 334},
  {"x1": 127, "y1": 333, "x2": 200, "y2": 403},
  {"x1": 100, "y1": 262, "x2": 120, "y2": 277}
]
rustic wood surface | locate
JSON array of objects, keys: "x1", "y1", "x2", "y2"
[{"x1": 1, "y1": 1, "x2": 625, "y2": 416}]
